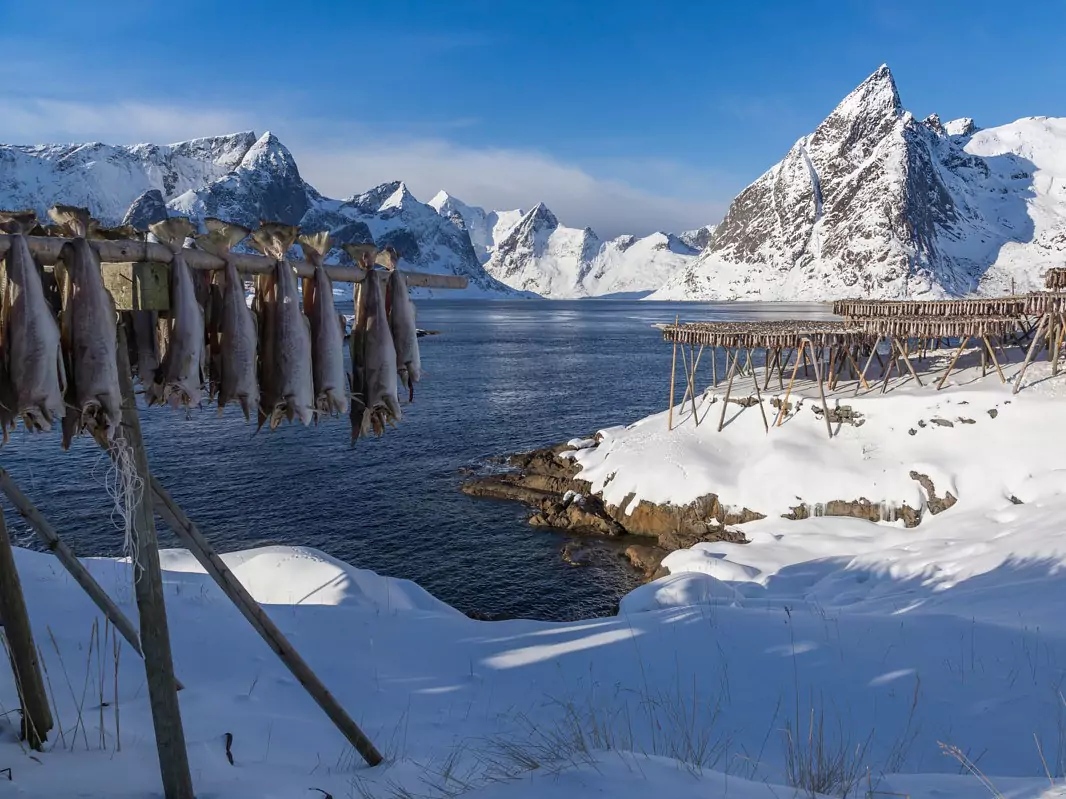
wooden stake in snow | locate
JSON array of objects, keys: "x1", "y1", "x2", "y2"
[
  {"x1": 0, "y1": 507, "x2": 53, "y2": 750},
  {"x1": 809, "y1": 339, "x2": 833, "y2": 440},
  {"x1": 667, "y1": 315, "x2": 679, "y2": 431},
  {"x1": 109, "y1": 323, "x2": 194, "y2": 799},
  {"x1": 149, "y1": 478, "x2": 384, "y2": 767}
]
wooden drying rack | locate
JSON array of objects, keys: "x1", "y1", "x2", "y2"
[
  {"x1": 0, "y1": 226, "x2": 472, "y2": 797},
  {"x1": 0, "y1": 233, "x2": 469, "y2": 312}
]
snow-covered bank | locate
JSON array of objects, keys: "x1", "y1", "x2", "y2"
[{"x1": 6, "y1": 496, "x2": 1066, "y2": 798}]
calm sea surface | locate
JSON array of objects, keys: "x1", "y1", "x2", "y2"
[{"x1": 3, "y1": 300, "x2": 830, "y2": 621}]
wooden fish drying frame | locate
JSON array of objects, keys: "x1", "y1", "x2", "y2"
[{"x1": 0, "y1": 221, "x2": 472, "y2": 797}]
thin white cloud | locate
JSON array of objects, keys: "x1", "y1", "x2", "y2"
[{"x1": 0, "y1": 95, "x2": 726, "y2": 237}]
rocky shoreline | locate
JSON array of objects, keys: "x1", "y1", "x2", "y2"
[{"x1": 461, "y1": 436, "x2": 959, "y2": 581}]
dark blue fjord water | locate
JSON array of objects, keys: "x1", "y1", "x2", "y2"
[{"x1": 3, "y1": 300, "x2": 830, "y2": 621}]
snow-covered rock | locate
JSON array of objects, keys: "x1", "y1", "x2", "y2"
[
  {"x1": 432, "y1": 194, "x2": 700, "y2": 298},
  {"x1": 651, "y1": 64, "x2": 1066, "y2": 301},
  {"x1": 678, "y1": 224, "x2": 716, "y2": 251}
]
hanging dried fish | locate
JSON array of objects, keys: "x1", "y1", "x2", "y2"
[
  {"x1": 342, "y1": 245, "x2": 377, "y2": 443},
  {"x1": 361, "y1": 269, "x2": 401, "y2": 436},
  {"x1": 250, "y1": 223, "x2": 314, "y2": 428},
  {"x1": 49, "y1": 205, "x2": 121, "y2": 447},
  {"x1": 299, "y1": 231, "x2": 348, "y2": 417},
  {"x1": 197, "y1": 219, "x2": 258, "y2": 420},
  {"x1": 148, "y1": 218, "x2": 204, "y2": 408},
  {"x1": 386, "y1": 267, "x2": 420, "y2": 401},
  {"x1": 0, "y1": 211, "x2": 66, "y2": 432}
]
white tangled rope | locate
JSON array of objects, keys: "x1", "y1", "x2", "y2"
[{"x1": 103, "y1": 435, "x2": 144, "y2": 583}]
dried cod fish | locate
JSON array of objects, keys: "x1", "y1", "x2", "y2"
[
  {"x1": 341, "y1": 244, "x2": 377, "y2": 443},
  {"x1": 0, "y1": 210, "x2": 66, "y2": 432},
  {"x1": 250, "y1": 223, "x2": 314, "y2": 428},
  {"x1": 197, "y1": 219, "x2": 259, "y2": 420},
  {"x1": 49, "y1": 205, "x2": 121, "y2": 447},
  {"x1": 148, "y1": 217, "x2": 204, "y2": 407},
  {"x1": 361, "y1": 268, "x2": 401, "y2": 436},
  {"x1": 299, "y1": 231, "x2": 348, "y2": 417},
  {"x1": 386, "y1": 267, "x2": 421, "y2": 401}
]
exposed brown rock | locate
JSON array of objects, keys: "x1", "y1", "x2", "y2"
[
  {"x1": 786, "y1": 499, "x2": 921, "y2": 528},
  {"x1": 909, "y1": 471, "x2": 957, "y2": 515},
  {"x1": 625, "y1": 545, "x2": 670, "y2": 580}
]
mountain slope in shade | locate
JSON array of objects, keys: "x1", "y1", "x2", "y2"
[
  {"x1": 0, "y1": 132, "x2": 257, "y2": 224},
  {"x1": 652, "y1": 65, "x2": 1066, "y2": 301},
  {"x1": 432, "y1": 194, "x2": 699, "y2": 298}
]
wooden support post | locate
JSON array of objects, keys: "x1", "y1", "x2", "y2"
[
  {"x1": 1052, "y1": 314, "x2": 1060, "y2": 376},
  {"x1": 880, "y1": 337, "x2": 899, "y2": 395},
  {"x1": 711, "y1": 346, "x2": 718, "y2": 388},
  {"x1": 1055, "y1": 314, "x2": 1064, "y2": 377},
  {"x1": 983, "y1": 336, "x2": 1006, "y2": 384},
  {"x1": 150, "y1": 479, "x2": 383, "y2": 768},
  {"x1": 896, "y1": 340, "x2": 923, "y2": 387},
  {"x1": 845, "y1": 349, "x2": 870, "y2": 391},
  {"x1": 111, "y1": 323, "x2": 194, "y2": 799},
  {"x1": 809, "y1": 340, "x2": 833, "y2": 440},
  {"x1": 689, "y1": 345, "x2": 703, "y2": 426},
  {"x1": 0, "y1": 469, "x2": 149, "y2": 666},
  {"x1": 936, "y1": 336, "x2": 971, "y2": 391},
  {"x1": 776, "y1": 340, "x2": 805, "y2": 427},
  {"x1": 717, "y1": 350, "x2": 740, "y2": 433},
  {"x1": 0, "y1": 507, "x2": 53, "y2": 750},
  {"x1": 746, "y1": 350, "x2": 769, "y2": 433},
  {"x1": 1014, "y1": 314, "x2": 1049, "y2": 395},
  {"x1": 667, "y1": 316, "x2": 679, "y2": 431}
]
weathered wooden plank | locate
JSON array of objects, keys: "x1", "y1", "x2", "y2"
[
  {"x1": 0, "y1": 234, "x2": 469, "y2": 289},
  {"x1": 102, "y1": 262, "x2": 170, "y2": 312}
]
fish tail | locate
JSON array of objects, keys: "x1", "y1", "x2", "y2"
[
  {"x1": 149, "y1": 217, "x2": 196, "y2": 251},
  {"x1": 48, "y1": 205, "x2": 91, "y2": 238},
  {"x1": 0, "y1": 210, "x2": 38, "y2": 236}
]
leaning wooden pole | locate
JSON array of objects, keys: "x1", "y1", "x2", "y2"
[
  {"x1": 809, "y1": 340, "x2": 833, "y2": 440},
  {"x1": 0, "y1": 468, "x2": 148, "y2": 664},
  {"x1": 110, "y1": 324, "x2": 194, "y2": 799},
  {"x1": 775, "y1": 340, "x2": 805, "y2": 427},
  {"x1": 936, "y1": 336, "x2": 971, "y2": 391},
  {"x1": 717, "y1": 350, "x2": 739, "y2": 433},
  {"x1": 667, "y1": 316, "x2": 679, "y2": 431},
  {"x1": 150, "y1": 478, "x2": 384, "y2": 767},
  {"x1": 0, "y1": 506, "x2": 53, "y2": 750},
  {"x1": 1014, "y1": 314, "x2": 1050, "y2": 394}
]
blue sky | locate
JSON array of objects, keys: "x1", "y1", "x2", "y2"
[{"x1": 2, "y1": 0, "x2": 1064, "y2": 236}]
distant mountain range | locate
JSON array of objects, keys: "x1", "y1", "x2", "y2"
[
  {"x1": 4, "y1": 64, "x2": 1061, "y2": 301},
  {"x1": 651, "y1": 65, "x2": 1066, "y2": 301}
]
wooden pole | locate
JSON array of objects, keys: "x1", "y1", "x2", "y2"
[
  {"x1": 896, "y1": 339, "x2": 924, "y2": 387},
  {"x1": 746, "y1": 350, "x2": 769, "y2": 433},
  {"x1": 0, "y1": 469, "x2": 149, "y2": 665},
  {"x1": 983, "y1": 336, "x2": 1006, "y2": 384},
  {"x1": 936, "y1": 336, "x2": 971, "y2": 391},
  {"x1": 717, "y1": 350, "x2": 739, "y2": 433},
  {"x1": 1014, "y1": 314, "x2": 1049, "y2": 395},
  {"x1": 809, "y1": 340, "x2": 833, "y2": 440},
  {"x1": 667, "y1": 316, "x2": 679, "y2": 431},
  {"x1": 150, "y1": 479, "x2": 384, "y2": 767},
  {"x1": 0, "y1": 507, "x2": 53, "y2": 750},
  {"x1": 689, "y1": 345, "x2": 703, "y2": 426},
  {"x1": 711, "y1": 346, "x2": 718, "y2": 388},
  {"x1": 776, "y1": 340, "x2": 805, "y2": 427},
  {"x1": 845, "y1": 349, "x2": 870, "y2": 391},
  {"x1": 1055, "y1": 314, "x2": 1064, "y2": 377},
  {"x1": 110, "y1": 323, "x2": 194, "y2": 799},
  {"x1": 0, "y1": 234, "x2": 467, "y2": 290}
]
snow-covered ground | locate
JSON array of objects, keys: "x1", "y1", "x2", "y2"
[{"x1": 5, "y1": 355, "x2": 1066, "y2": 798}]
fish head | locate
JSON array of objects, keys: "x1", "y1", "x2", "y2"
[{"x1": 92, "y1": 224, "x2": 140, "y2": 241}]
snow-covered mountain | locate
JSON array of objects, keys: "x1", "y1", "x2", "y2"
[
  {"x1": 428, "y1": 191, "x2": 524, "y2": 264},
  {"x1": 430, "y1": 194, "x2": 700, "y2": 298},
  {"x1": 652, "y1": 65, "x2": 1066, "y2": 301},
  {"x1": 0, "y1": 131, "x2": 518, "y2": 298}
]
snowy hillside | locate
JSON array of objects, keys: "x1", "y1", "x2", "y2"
[
  {"x1": 0, "y1": 131, "x2": 518, "y2": 297},
  {"x1": 652, "y1": 64, "x2": 1066, "y2": 301},
  {"x1": 433, "y1": 194, "x2": 700, "y2": 298}
]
